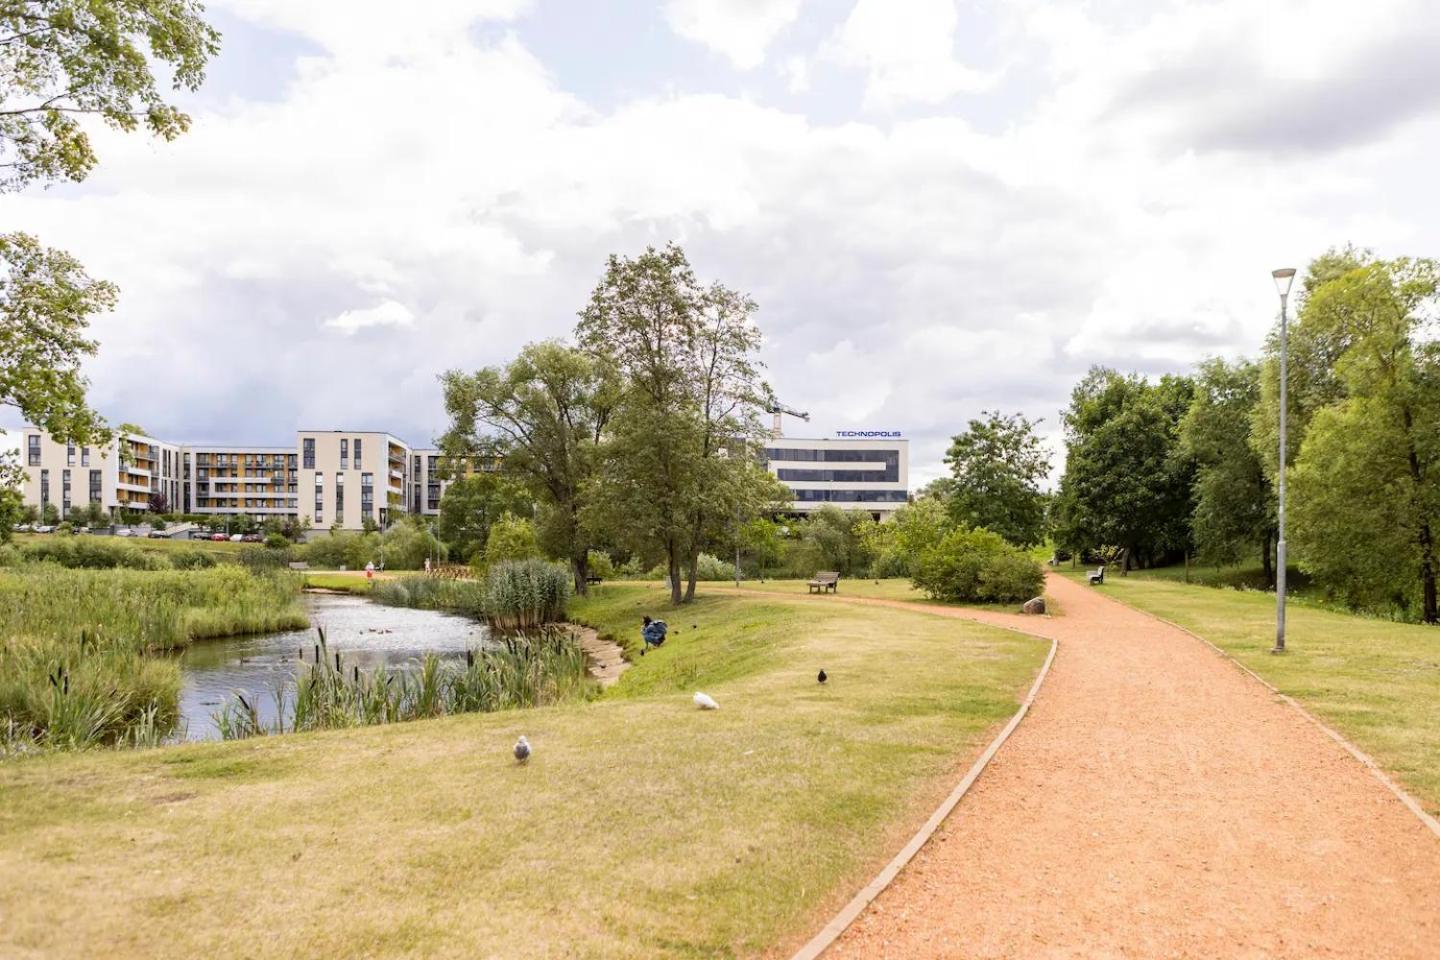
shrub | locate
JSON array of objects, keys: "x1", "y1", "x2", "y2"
[
  {"x1": 21, "y1": 537, "x2": 171, "y2": 570},
  {"x1": 586, "y1": 549, "x2": 616, "y2": 580},
  {"x1": 0, "y1": 544, "x2": 22, "y2": 567},
  {"x1": 483, "y1": 559, "x2": 570, "y2": 631},
  {"x1": 168, "y1": 548, "x2": 216, "y2": 570},
  {"x1": 378, "y1": 518, "x2": 446, "y2": 570},
  {"x1": 912, "y1": 527, "x2": 1044, "y2": 603},
  {"x1": 264, "y1": 533, "x2": 290, "y2": 550},
  {"x1": 688, "y1": 552, "x2": 737, "y2": 581}
]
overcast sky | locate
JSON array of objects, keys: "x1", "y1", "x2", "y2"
[{"x1": 4, "y1": 0, "x2": 1439, "y2": 485}]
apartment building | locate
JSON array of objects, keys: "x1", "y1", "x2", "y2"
[
  {"x1": 762, "y1": 434, "x2": 910, "y2": 521},
  {"x1": 21, "y1": 429, "x2": 182, "y2": 519},
  {"x1": 19, "y1": 426, "x2": 450, "y2": 531}
]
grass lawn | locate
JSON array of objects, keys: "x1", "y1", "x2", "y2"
[
  {"x1": 0, "y1": 582, "x2": 1046, "y2": 959},
  {"x1": 1067, "y1": 571, "x2": 1440, "y2": 816},
  {"x1": 303, "y1": 570, "x2": 390, "y2": 593},
  {"x1": 731, "y1": 576, "x2": 1060, "y2": 615}
]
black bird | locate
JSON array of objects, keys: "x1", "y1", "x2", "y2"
[{"x1": 818, "y1": 669, "x2": 828, "y2": 685}]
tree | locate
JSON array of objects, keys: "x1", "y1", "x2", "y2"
[
  {"x1": 943, "y1": 411, "x2": 1050, "y2": 547},
  {"x1": 439, "y1": 340, "x2": 615, "y2": 594},
  {"x1": 578, "y1": 244, "x2": 780, "y2": 604},
  {"x1": 1180, "y1": 358, "x2": 1275, "y2": 581},
  {"x1": 147, "y1": 489, "x2": 169, "y2": 515},
  {"x1": 484, "y1": 513, "x2": 540, "y2": 565},
  {"x1": 1054, "y1": 368, "x2": 1195, "y2": 570},
  {"x1": 1286, "y1": 257, "x2": 1440, "y2": 622},
  {"x1": 794, "y1": 505, "x2": 874, "y2": 576},
  {"x1": 1, "y1": 1, "x2": 219, "y2": 190},
  {"x1": 436, "y1": 473, "x2": 532, "y2": 564},
  {"x1": 0, "y1": 483, "x2": 20, "y2": 541},
  {"x1": 739, "y1": 516, "x2": 783, "y2": 580}
]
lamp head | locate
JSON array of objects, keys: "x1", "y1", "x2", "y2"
[{"x1": 1271, "y1": 267, "x2": 1297, "y2": 298}]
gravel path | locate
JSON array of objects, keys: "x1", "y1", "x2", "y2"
[{"x1": 811, "y1": 573, "x2": 1440, "y2": 959}]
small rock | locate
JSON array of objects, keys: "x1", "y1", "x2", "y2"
[{"x1": 1021, "y1": 596, "x2": 1046, "y2": 615}]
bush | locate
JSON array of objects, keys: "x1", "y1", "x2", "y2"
[
  {"x1": 483, "y1": 513, "x2": 539, "y2": 566},
  {"x1": 912, "y1": 527, "x2": 1043, "y2": 603},
  {"x1": 0, "y1": 543, "x2": 22, "y2": 567},
  {"x1": 264, "y1": 532, "x2": 290, "y2": 550},
  {"x1": 167, "y1": 549, "x2": 216, "y2": 570},
  {"x1": 483, "y1": 559, "x2": 570, "y2": 631},
  {"x1": 586, "y1": 549, "x2": 616, "y2": 580},
  {"x1": 688, "y1": 552, "x2": 737, "y2": 581},
  {"x1": 378, "y1": 518, "x2": 447, "y2": 570},
  {"x1": 20, "y1": 537, "x2": 171, "y2": 570}
]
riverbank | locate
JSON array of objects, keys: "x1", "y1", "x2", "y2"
[{"x1": 0, "y1": 582, "x2": 1045, "y2": 958}]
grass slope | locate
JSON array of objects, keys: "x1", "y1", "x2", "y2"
[
  {"x1": 1073, "y1": 572, "x2": 1440, "y2": 816},
  {"x1": 0, "y1": 583, "x2": 1045, "y2": 959},
  {"x1": 11, "y1": 532, "x2": 249, "y2": 562}
]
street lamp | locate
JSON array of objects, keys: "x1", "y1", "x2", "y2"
[{"x1": 1272, "y1": 266, "x2": 1297, "y2": 654}]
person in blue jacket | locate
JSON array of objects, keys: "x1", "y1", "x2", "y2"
[{"x1": 640, "y1": 615, "x2": 668, "y2": 655}]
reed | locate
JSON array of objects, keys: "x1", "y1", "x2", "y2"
[
  {"x1": 482, "y1": 559, "x2": 571, "y2": 631},
  {"x1": 0, "y1": 567, "x2": 307, "y2": 750},
  {"x1": 370, "y1": 577, "x2": 487, "y2": 619},
  {"x1": 217, "y1": 625, "x2": 595, "y2": 739}
]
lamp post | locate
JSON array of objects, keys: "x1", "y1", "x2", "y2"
[{"x1": 1271, "y1": 266, "x2": 1296, "y2": 654}]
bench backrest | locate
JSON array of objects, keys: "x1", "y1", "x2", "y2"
[{"x1": 813, "y1": 571, "x2": 840, "y2": 583}]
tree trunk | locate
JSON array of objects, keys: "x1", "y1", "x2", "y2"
[
  {"x1": 1261, "y1": 531, "x2": 1274, "y2": 590},
  {"x1": 667, "y1": 540, "x2": 682, "y2": 605},
  {"x1": 1401, "y1": 406, "x2": 1437, "y2": 623},
  {"x1": 572, "y1": 551, "x2": 589, "y2": 597}
]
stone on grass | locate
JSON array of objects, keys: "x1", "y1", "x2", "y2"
[{"x1": 1022, "y1": 597, "x2": 1046, "y2": 615}]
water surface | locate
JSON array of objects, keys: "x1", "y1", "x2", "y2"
[{"x1": 178, "y1": 593, "x2": 488, "y2": 740}]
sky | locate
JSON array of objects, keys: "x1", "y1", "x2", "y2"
[{"x1": 4, "y1": 0, "x2": 1440, "y2": 486}]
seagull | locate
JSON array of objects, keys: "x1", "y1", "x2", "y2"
[
  {"x1": 513, "y1": 735, "x2": 531, "y2": 764},
  {"x1": 693, "y1": 692, "x2": 719, "y2": 711},
  {"x1": 818, "y1": 669, "x2": 827, "y2": 685}
]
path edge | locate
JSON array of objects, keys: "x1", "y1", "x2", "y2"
[
  {"x1": 788, "y1": 634, "x2": 1060, "y2": 960},
  {"x1": 1104, "y1": 589, "x2": 1440, "y2": 842}
]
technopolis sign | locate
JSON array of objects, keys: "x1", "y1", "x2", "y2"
[{"x1": 834, "y1": 430, "x2": 903, "y2": 438}]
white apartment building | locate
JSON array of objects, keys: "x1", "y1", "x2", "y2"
[
  {"x1": 763, "y1": 433, "x2": 910, "y2": 521},
  {"x1": 19, "y1": 426, "x2": 452, "y2": 531}
]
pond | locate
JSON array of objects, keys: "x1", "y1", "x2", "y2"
[{"x1": 178, "y1": 593, "x2": 489, "y2": 740}]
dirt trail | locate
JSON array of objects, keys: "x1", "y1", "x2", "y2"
[{"x1": 770, "y1": 575, "x2": 1440, "y2": 959}]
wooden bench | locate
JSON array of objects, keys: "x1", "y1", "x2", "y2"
[
  {"x1": 585, "y1": 575, "x2": 603, "y2": 586},
  {"x1": 808, "y1": 571, "x2": 840, "y2": 594},
  {"x1": 1088, "y1": 565, "x2": 1106, "y2": 585}
]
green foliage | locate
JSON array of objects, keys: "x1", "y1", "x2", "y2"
[
  {"x1": 739, "y1": 517, "x2": 783, "y2": 578},
  {"x1": 944, "y1": 410, "x2": 1050, "y2": 547},
  {"x1": 440, "y1": 341, "x2": 615, "y2": 589},
  {"x1": 577, "y1": 244, "x2": 779, "y2": 603},
  {"x1": 1053, "y1": 367, "x2": 1195, "y2": 567},
  {"x1": 264, "y1": 532, "x2": 290, "y2": 550},
  {"x1": 482, "y1": 559, "x2": 571, "y2": 631},
  {"x1": 377, "y1": 516, "x2": 446, "y2": 570},
  {"x1": 0, "y1": 483, "x2": 21, "y2": 543},
  {"x1": 18, "y1": 535, "x2": 172, "y2": 569},
  {"x1": 1180, "y1": 358, "x2": 1274, "y2": 575},
  {"x1": 585, "y1": 549, "x2": 616, "y2": 579},
  {"x1": 40, "y1": 502, "x2": 59, "y2": 525},
  {"x1": 436, "y1": 473, "x2": 532, "y2": 563},
  {"x1": 791, "y1": 505, "x2": 874, "y2": 576},
  {"x1": 372, "y1": 576, "x2": 488, "y2": 620},
  {"x1": 862, "y1": 498, "x2": 952, "y2": 578},
  {"x1": 688, "y1": 552, "x2": 738, "y2": 581},
  {"x1": 1284, "y1": 257, "x2": 1440, "y2": 621},
  {"x1": 0, "y1": 567, "x2": 305, "y2": 748},
  {"x1": 217, "y1": 627, "x2": 594, "y2": 740},
  {"x1": 483, "y1": 512, "x2": 540, "y2": 566},
  {"x1": 912, "y1": 526, "x2": 1044, "y2": 603},
  {"x1": 0, "y1": 0, "x2": 220, "y2": 190}
]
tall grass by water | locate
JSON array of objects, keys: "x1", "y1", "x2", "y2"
[
  {"x1": 214, "y1": 625, "x2": 594, "y2": 739},
  {"x1": 1, "y1": 567, "x2": 307, "y2": 753},
  {"x1": 369, "y1": 559, "x2": 571, "y2": 630}
]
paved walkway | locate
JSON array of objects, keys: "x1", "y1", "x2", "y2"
[{"x1": 801, "y1": 574, "x2": 1440, "y2": 959}]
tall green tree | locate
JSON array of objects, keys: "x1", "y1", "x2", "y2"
[
  {"x1": 435, "y1": 473, "x2": 532, "y2": 563},
  {"x1": 1286, "y1": 257, "x2": 1440, "y2": 622},
  {"x1": 943, "y1": 410, "x2": 1050, "y2": 547},
  {"x1": 1180, "y1": 358, "x2": 1274, "y2": 582},
  {"x1": 439, "y1": 341, "x2": 616, "y2": 594},
  {"x1": 578, "y1": 244, "x2": 780, "y2": 604},
  {"x1": 1, "y1": 0, "x2": 219, "y2": 190},
  {"x1": 1053, "y1": 368, "x2": 1195, "y2": 570}
]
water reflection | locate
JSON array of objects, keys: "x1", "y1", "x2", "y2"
[{"x1": 178, "y1": 593, "x2": 489, "y2": 740}]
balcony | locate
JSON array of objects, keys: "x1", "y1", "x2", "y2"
[{"x1": 116, "y1": 480, "x2": 150, "y2": 494}]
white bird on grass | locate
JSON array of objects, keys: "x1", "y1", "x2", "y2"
[
  {"x1": 693, "y1": 692, "x2": 719, "y2": 711},
  {"x1": 513, "y1": 735, "x2": 531, "y2": 763}
]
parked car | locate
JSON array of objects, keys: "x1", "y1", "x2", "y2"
[
  {"x1": 34, "y1": 525, "x2": 55, "y2": 534},
  {"x1": 210, "y1": 533, "x2": 228, "y2": 542},
  {"x1": 241, "y1": 533, "x2": 262, "y2": 543},
  {"x1": 229, "y1": 533, "x2": 244, "y2": 542},
  {"x1": 148, "y1": 530, "x2": 170, "y2": 539},
  {"x1": 116, "y1": 528, "x2": 134, "y2": 537},
  {"x1": 13, "y1": 523, "x2": 33, "y2": 533}
]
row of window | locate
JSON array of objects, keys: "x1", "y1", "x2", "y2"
[
  {"x1": 777, "y1": 466, "x2": 900, "y2": 483},
  {"x1": 764, "y1": 448, "x2": 900, "y2": 464},
  {"x1": 791, "y1": 489, "x2": 910, "y2": 503}
]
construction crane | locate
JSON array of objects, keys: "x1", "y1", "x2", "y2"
[{"x1": 767, "y1": 400, "x2": 810, "y2": 439}]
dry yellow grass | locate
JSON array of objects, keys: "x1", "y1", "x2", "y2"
[{"x1": 0, "y1": 583, "x2": 1046, "y2": 959}]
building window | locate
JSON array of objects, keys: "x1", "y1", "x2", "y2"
[
  {"x1": 81, "y1": 446, "x2": 90, "y2": 466},
  {"x1": 303, "y1": 438, "x2": 315, "y2": 469},
  {"x1": 354, "y1": 438, "x2": 362, "y2": 468},
  {"x1": 90, "y1": 470, "x2": 102, "y2": 504},
  {"x1": 340, "y1": 438, "x2": 348, "y2": 471},
  {"x1": 61, "y1": 469, "x2": 71, "y2": 516},
  {"x1": 40, "y1": 469, "x2": 49, "y2": 508},
  {"x1": 66, "y1": 443, "x2": 75, "y2": 466},
  {"x1": 27, "y1": 435, "x2": 40, "y2": 466},
  {"x1": 335, "y1": 474, "x2": 345, "y2": 516}
]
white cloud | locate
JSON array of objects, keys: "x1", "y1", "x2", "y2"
[
  {"x1": 780, "y1": 54, "x2": 810, "y2": 93},
  {"x1": 664, "y1": 0, "x2": 805, "y2": 70},
  {"x1": 324, "y1": 300, "x2": 416, "y2": 335},
  {"x1": 827, "y1": 0, "x2": 994, "y2": 110}
]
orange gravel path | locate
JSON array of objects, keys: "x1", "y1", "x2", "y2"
[{"x1": 784, "y1": 574, "x2": 1440, "y2": 959}]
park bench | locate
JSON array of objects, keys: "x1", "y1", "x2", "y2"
[
  {"x1": 808, "y1": 571, "x2": 840, "y2": 594},
  {"x1": 585, "y1": 575, "x2": 603, "y2": 586},
  {"x1": 1088, "y1": 565, "x2": 1105, "y2": 585}
]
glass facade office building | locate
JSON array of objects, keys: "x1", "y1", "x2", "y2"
[{"x1": 763, "y1": 437, "x2": 910, "y2": 520}]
